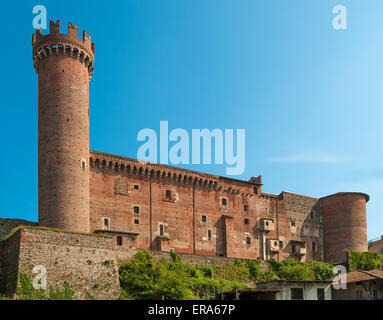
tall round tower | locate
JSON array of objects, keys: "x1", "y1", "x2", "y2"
[
  {"x1": 321, "y1": 192, "x2": 369, "y2": 263},
  {"x1": 32, "y1": 20, "x2": 95, "y2": 233}
]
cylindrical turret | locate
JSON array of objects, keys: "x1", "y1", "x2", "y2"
[
  {"x1": 321, "y1": 192, "x2": 369, "y2": 263},
  {"x1": 32, "y1": 20, "x2": 95, "y2": 233}
]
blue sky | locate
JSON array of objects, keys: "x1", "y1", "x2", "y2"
[{"x1": 0, "y1": 0, "x2": 382, "y2": 240}]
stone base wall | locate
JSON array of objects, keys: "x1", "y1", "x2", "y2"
[
  {"x1": 0, "y1": 219, "x2": 37, "y2": 241},
  {"x1": 117, "y1": 248, "x2": 259, "y2": 267},
  {"x1": 0, "y1": 227, "x2": 120, "y2": 300}
]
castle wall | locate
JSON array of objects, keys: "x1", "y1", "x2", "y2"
[
  {"x1": 0, "y1": 227, "x2": 120, "y2": 299},
  {"x1": 89, "y1": 151, "x2": 325, "y2": 262},
  {"x1": 117, "y1": 248, "x2": 265, "y2": 267},
  {"x1": 281, "y1": 192, "x2": 323, "y2": 262},
  {"x1": 0, "y1": 229, "x2": 21, "y2": 296},
  {"x1": 0, "y1": 219, "x2": 37, "y2": 241}
]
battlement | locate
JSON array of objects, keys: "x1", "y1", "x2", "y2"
[
  {"x1": 32, "y1": 20, "x2": 95, "y2": 79},
  {"x1": 89, "y1": 150, "x2": 259, "y2": 195}
]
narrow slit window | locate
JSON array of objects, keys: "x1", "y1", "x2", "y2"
[{"x1": 103, "y1": 218, "x2": 110, "y2": 230}]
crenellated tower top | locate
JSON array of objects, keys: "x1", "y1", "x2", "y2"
[{"x1": 32, "y1": 20, "x2": 95, "y2": 79}]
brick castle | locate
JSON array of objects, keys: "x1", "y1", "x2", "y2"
[{"x1": 0, "y1": 21, "x2": 369, "y2": 299}]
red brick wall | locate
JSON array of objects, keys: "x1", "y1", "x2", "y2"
[
  {"x1": 0, "y1": 227, "x2": 120, "y2": 299},
  {"x1": 322, "y1": 193, "x2": 368, "y2": 262},
  {"x1": 89, "y1": 151, "x2": 328, "y2": 262}
]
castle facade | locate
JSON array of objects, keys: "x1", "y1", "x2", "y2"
[{"x1": 0, "y1": 20, "x2": 371, "y2": 298}]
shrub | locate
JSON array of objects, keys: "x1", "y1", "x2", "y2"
[
  {"x1": 348, "y1": 252, "x2": 383, "y2": 271},
  {"x1": 16, "y1": 274, "x2": 74, "y2": 300}
]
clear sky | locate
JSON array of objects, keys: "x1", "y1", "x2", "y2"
[{"x1": 0, "y1": 0, "x2": 382, "y2": 240}]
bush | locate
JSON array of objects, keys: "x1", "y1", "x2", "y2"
[
  {"x1": 307, "y1": 261, "x2": 335, "y2": 280},
  {"x1": 119, "y1": 251, "x2": 249, "y2": 300},
  {"x1": 348, "y1": 252, "x2": 383, "y2": 271},
  {"x1": 16, "y1": 274, "x2": 74, "y2": 300},
  {"x1": 119, "y1": 251, "x2": 336, "y2": 299}
]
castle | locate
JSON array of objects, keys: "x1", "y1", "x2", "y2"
[{"x1": 0, "y1": 21, "x2": 369, "y2": 299}]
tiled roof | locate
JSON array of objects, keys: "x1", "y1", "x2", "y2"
[{"x1": 344, "y1": 269, "x2": 383, "y2": 283}]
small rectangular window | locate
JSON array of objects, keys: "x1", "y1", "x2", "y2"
[
  {"x1": 207, "y1": 230, "x2": 212, "y2": 241},
  {"x1": 291, "y1": 288, "x2": 304, "y2": 300},
  {"x1": 103, "y1": 218, "x2": 110, "y2": 230},
  {"x1": 133, "y1": 206, "x2": 140, "y2": 214},
  {"x1": 312, "y1": 242, "x2": 317, "y2": 253},
  {"x1": 134, "y1": 219, "x2": 139, "y2": 225},
  {"x1": 246, "y1": 237, "x2": 251, "y2": 245},
  {"x1": 116, "y1": 236, "x2": 123, "y2": 246},
  {"x1": 291, "y1": 220, "x2": 296, "y2": 227},
  {"x1": 317, "y1": 288, "x2": 324, "y2": 300},
  {"x1": 291, "y1": 244, "x2": 296, "y2": 254},
  {"x1": 244, "y1": 205, "x2": 249, "y2": 212},
  {"x1": 166, "y1": 190, "x2": 171, "y2": 200},
  {"x1": 159, "y1": 224, "x2": 164, "y2": 236},
  {"x1": 244, "y1": 219, "x2": 249, "y2": 225},
  {"x1": 222, "y1": 198, "x2": 227, "y2": 206},
  {"x1": 201, "y1": 215, "x2": 207, "y2": 223},
  {"x1": 134, "y1": 184, "x2": 139, "y2": 190}
]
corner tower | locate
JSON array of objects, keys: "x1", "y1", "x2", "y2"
[
  {"x1": 32, "y1": 21, "x2": 95, "y2": 233},
  {"x1": 321, "y1": 192, "x2": 369, "y2": 262}
]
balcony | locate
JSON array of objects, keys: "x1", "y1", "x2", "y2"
[
  {"x1": 259, "y1": 218, "x2": 275, "y2": 232},
  {"x1": 299, "y1": 247, "x2": 306, "y2": 255},
  {"x1": 267, "y1": 239, "x2": 280, "y2": 252}
]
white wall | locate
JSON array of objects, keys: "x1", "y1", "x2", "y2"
[{"x1": 275, "y1": 282, "x2": 332, "y2": 300}]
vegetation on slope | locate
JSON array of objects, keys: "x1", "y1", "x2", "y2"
[
  {"x1": 1, "y1": 251, "x2": 381, "y2": 300},
  {"x1": 118, "y1": 251, "x2": 336, "y2": 300}
]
